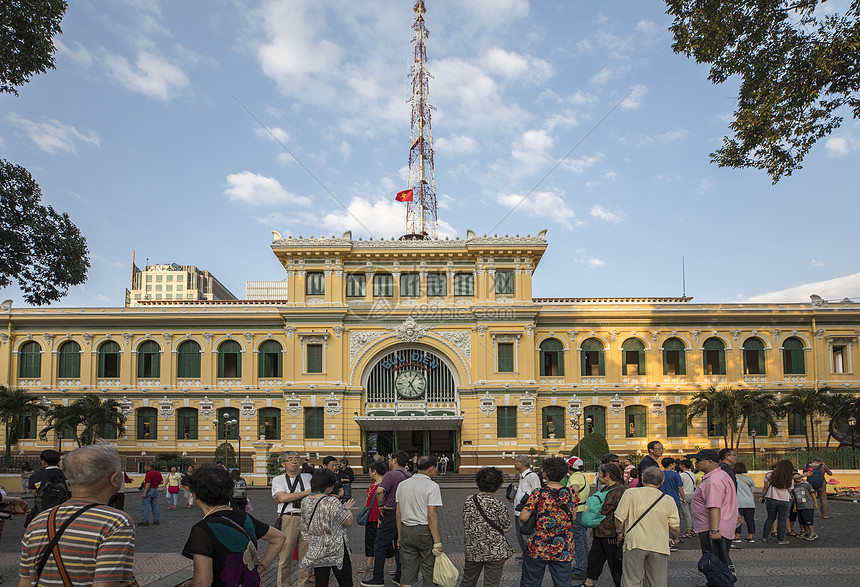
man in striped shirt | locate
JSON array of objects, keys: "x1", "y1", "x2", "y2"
[{"x1": 19, "y1": 444, "x2": 136, "y2": 587}]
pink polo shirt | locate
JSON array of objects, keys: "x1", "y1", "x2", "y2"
[{"x1": 691, "y1": 467, "x2": 738, "y2": 538}]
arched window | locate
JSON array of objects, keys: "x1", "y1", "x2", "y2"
[
  {"x1": 743, "y1": 337, "x2": 766, "y2": 375},
  {"x1": 708, "y1": 408, "x2": 726, "y2": 437},
  {"x1": 259, "y1": 407, "x2": 281, "y2": 440},
  {"x1": 703, "y1": 337, "x2": 726, "y2": 375},
  {"x1": 177, "y1": 340, "x2": 201, "y2": 378},
  {"x1": 626, "y1": 405, "x2": 646, "y2": 438},
  {"x1": 666, "y1": 405, "x2": 688, "y2": 437},
  {"x1": 137, "y1": 341, "x2": 160, "y2": 378},
  {"x1": 747, "y1": 415, "x2": 769, "y2": 437},
  {"x1": 583, "y1": 405, "x2": 606, "y2": 437},
  {"x1": 539, "y1": 338, "x2": 565, "y2": 376},
  {"x1": 176, "y1": 407, "x2": 198, "y2": 440},
  {"x1": 783, "y1": 337, "x2": 805, "y2": 375},
  {"x1": 137, "y1": 407, "x2": 157, "y2": 440},
  {"x1": 622, "y1": 338, "x2": 646, "y2": 376},
  {"x1": 542, "y1": 406, "x2": 565, "y2": 439},
  {"x1": 581, "y1": 338, "x2": 605, "y2": 376},
  {"x1": 98, "y1": 340, "x2": 121, "y2": 378},
  {"x1": 258, "y1": 340, "x2": 283, "y2": 378},
  {"x1": 218, "y1": 340, "x2": 242, "y2": 378},
  {"x1": 57, "y1": 341, "x2": 81, "y2": 378},
  {"x1": 662, "y1": 338, "x2": 686, "y2": 376},
  {"x1": 18, "y1": 341, "x2": 42, "y2": 378},
  {"x1": 216, "y1": 407, "x2": 240, "y2": 440}
]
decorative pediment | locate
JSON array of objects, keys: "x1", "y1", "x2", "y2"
[
  {"x1": 478, "y1": 391, "x2": 496, "y2": 415},
  {"x1": 240, "y1": 396, "x2": 256, "y2": 418},
  {"x1": 519, "y1": 392, "x2": 536, "y2": 416},
  {"x1": 388, "y1": 317, "x2": 429, "y2": 343},
  {"x1": 324, "y1": 392, "x2": 342, "y2": 417},
  {"x1": 285, "y1": 393, "x2": 302, "y2": 417},
  {"x1": 199, "y1": 396, "x2": 215, "y2": 419},
  {"x1": 118, "y1": 396, "x2": 133, "y2": 418},
  {"x1": 158, "y1": 396, "x2": 175, "y2": 419},
  {"x1": 566, "y1": 395, "x2": 583, "y2": 417},
  {"x1": 608, "y1": 394, "x2": 624, "y2": 417},
  {"x1": 649, "y1": 394, "x2": 666, "y2": 416}
]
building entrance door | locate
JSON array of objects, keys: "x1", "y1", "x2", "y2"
[{"x1": 363, "y1": 429, "x2": 457, "y2": 471}]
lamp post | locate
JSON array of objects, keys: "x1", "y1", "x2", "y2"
[
  {"x1": 57, "y1": 431, "x2": 63, "y2": 454},
  {"x1": 750, "y1": 429, "x2": 757, "y2": 467},
  {"x1": 570, "y1": 414, "x2": 593, "y2": 458},
  {"x1": 214, "y1": 413, "x2": 240, "y2": 472},
  {"x1": 849, "y1": 416, "x2": 857, "y2": 452}
]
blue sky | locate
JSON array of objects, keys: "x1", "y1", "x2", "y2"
[{"x1": 2, "y1": 0, "x2": 860, "y2": 307}]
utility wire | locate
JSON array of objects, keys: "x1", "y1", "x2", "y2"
[
  {"x1": 488, "y1": 89, "x2": 634, "y2": 234},
  {"x1": 226, "y1": 89, "x2": 378, "y2": 239}
]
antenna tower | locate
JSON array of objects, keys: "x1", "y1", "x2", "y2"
[{"x1": 405, "y1": 0, "x2": 438, "y2": 239}]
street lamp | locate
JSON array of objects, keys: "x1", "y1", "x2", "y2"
[
  {"x1": 750, "y1": 429, "x2": 757, "y2": 467},
  {"x1": 849, "y1": 415, "x2": 857, "y2": 451},
  {"x1": 214, "y1": 413, "x2": 240, "y2": 472},
  {"x1": 57, "y1": 431, "x2": 63, "y2": 454},
  {"x1": 570, "y1": 414, "x2": 593, "y2": 458}
]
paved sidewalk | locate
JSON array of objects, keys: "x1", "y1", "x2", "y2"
[{"x1": 0, "y1": 487, "x2": 858, "y2": 585}]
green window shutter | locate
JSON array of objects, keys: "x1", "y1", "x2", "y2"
[
  {"x1": 497, "y1": 406, "x2": 517, "y2": 438},
  {"x1": 666, "y1": 405, "x2": 687, "y2": 437},
  {"x1": 583, "y1": 406, "x2": 606, "y2": 436},
  {"x1": 718, "y1": 349, "x2": 726, "y2": 375},
  {"x1": 498, "y1": 343, "x2": 514, "y2": 372},
  {"x1": 678, "y1": 348, "x2": 686, "y2": 375},
  {"x1": 217, "y1": 347, "x2": 226, "y2": 377},
  {"x1": 626, "y1": 407, "x2": 646, "y2": 437},
  {"x1": 401, "y1": 274, "x2": 419, "y2": 297},
  {"x1": 639, "y1": 349, "x2": 646, "y2": 375},
  {"x1": 427, "y1": 273, "x2": 446, "y2": 296},
  {"x1": 259, "y1": 408, "x2": 281, "y2": 440},
  {"x1": 346, "y1": 274, "x2": 366, "y2": 297},
  {"x1": 495, "y1": 270, "x2": 514, "y2": 295},
  {"x1": 151, "y1": 348, "x2": 161, "y2": 378},
  {"x1": 307, "y1": 344, "x2": 323, "y2": 373},
  {"x1": 454, "y1": 273, "x2": 474, "y2": 296},
  {"x1": 557, "y1": 351, "x2": 565, "y2": 376},
  {"x1": 373, "y1": 274, "x2": 393, "y2": 297},
  {"x1": 597, "y1": 350, "x2": 605, "y2": 376},
  {"x1": 542, "y1": 407, "x2": 566, "y2": 439},
  {"x1": 305, "y1": 408, "x2": 324, "y2": 439},
  {"x1": 662, "y1": 349, "x2": 669, "y2": 375},
  {"x1": 306, "y1": 272, "x2": 325, "y2": 295},
  {"x1": 137, "y1": 408, "x2": 157, "y2": 440},
  {"x1": 758, "y1": 350, "x2": 765, "y2": 374}
]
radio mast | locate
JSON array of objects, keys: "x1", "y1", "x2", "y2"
[{"x1": 404, "y1": 0, "x2": 438, "y2": 239}]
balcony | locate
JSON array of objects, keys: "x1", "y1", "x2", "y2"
[
  {"x1": 784, "y1": 375, "x2": 806, "y2": 383},
  {"x1": 743, "y1": 375, "x2": 767, "y2": 384},
  {"x1": 662, "y1": 376, "x2": 686, "y2": 384},
  {"x1": 581, "y1": 377, "x2": 605, "y2": 386},
  {"x1": 97, "y1": 379, "x2": 121, "y2": 387},
  {"x1": 703, "y1": 375, "x2": 727, "y2": 384},
  {"x1": 176, "y1": 379, "x2": 201, "y2": 387}
]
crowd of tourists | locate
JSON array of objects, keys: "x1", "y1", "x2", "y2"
[{"x1": 1, "y1": 442, "x2": 837, "y2": 587}]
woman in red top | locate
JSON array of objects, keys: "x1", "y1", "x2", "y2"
[{"x1": 362, "y1": 461, "x2": 394, "y2": 572}]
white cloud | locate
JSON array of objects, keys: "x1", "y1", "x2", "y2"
[
  {"x1": 6, "y1": 113, "x2": 100, "y2": 154},
  {"x1": 224, "y1": 172, "x2": 311, "y2": 207},
  {"x1": 462, "y1": 0, "x2": 529, "y2": 26},
  {"x1": 338, "y1": 140, "x2": 351, "y2": 161},
  {"x1": 572, "y1": 249, "x2": 606, "y2": 269},
  {"x1": 589, "y1": 67, "x2": 615, "y2": 86},
  {"x1": 825, "y1": 135, "x2": 860, "y2": 158},
  {"x1": 254, "y1": 127, "x2": 290, "y2": 144},
  {"x1": 698, "y1": 179, "x2": 713, "y2": 195},
  {"x1": 567, "y1": 91, "x2": 595, "y2": 106},
  {"x1": 103, "y1": 50, "x2": 190, "y2": 101},
  {"x1": 55, "y1": 39, "x2": 94, "y2": 68},
  {"x1": 577, "y1": 39, "x2": 594, "y2": 52},
  {"x1": 315, "y1": 197, "x2": 456, "y2": 239},
  {"x1": 590, "y1": 205, "x2": 623, "y2": 224},
  {"x1": 620, "y1": 84, "x2": 648, "y2": 110},
  {"x1": 435, "y1": 134, "x2": 479, "y2": 156},
  {"x1": 635, "y1": 19, "x2": 659, "y2": 37},
  {"x1": 495, "y1": 190, "x2": 576, "y2": 229},
  {"x1": 658, "y1": 129, "x2": 690, "y2": 142},
  {"x1": 811, "y1": 259, "x2": 827, "y2": 268},
  {"x1": 544, "y1": 111, "x2": 581, "y2": 132},
  {"x1": 744, "y1": 272, "x2": 860, "y2": 303},
  {"x1": 563, "y1": 152, "x2": 604, "y2": 174},
  {"x1": 94, "y1": 294, "x2": 112, "y2": 303},
  {"x1": 587, "y1": 257, "x2": 606, "y2": 269},
  {"x1": 482, "y1": 48, "x2": 553, "y2": 84},
  {"x1": 92, "y1": 254, "x2": 125, "y2": 269}
]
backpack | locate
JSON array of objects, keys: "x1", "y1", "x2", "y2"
[
  {"x1": 808, "y1": 466, "x2": 825, "y2": 490},
  {"x1": 582, "y1": 485, "x2": 621, "y2": 528},
  {"x1": 233, "y1": 479, "x2": 247, "y2": 499},
  {"x1": 26, "y1": 471, "x2": 70, "y2": 525}
]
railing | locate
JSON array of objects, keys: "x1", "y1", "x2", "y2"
[
  {"x1": 0, "y1": 454, "x2": 256, "y2": 475},
  {"x1": 731, "y1": 448, "x2": 860, "y2": 471}
]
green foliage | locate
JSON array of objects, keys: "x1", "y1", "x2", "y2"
[
  {"x1": 0, "y1": 0, "x2": 68, "y2": 95},
  {"x1": 665, "y1": 0, "x2": 860, "y2": 182},
  {"x1": 0, "y1": 386, "x2": 42, "y2": 464},
  {"x1": 153, "y1": 452, "x2": 194, "y2": 472},
  {"x1": 39, "y1": 393, "x2": 126, "y2": 446},
  {"x1": 1, "y1": 159, "x2": 89, "y2": 305},
  {"x1": 214, "y1": 442, "x2": 237, "y2": 468},
  {"x1": 571, "y1": 432, "x2": 610, "y2": 470},
  {"x1": 687, "y1": 386, "x2": 778, "y2": 451},
  {"x1": 268, "y1": 452, "x2": 284, "y2": 476}
]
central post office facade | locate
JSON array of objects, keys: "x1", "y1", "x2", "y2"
[{"x1": 3, "y1": 231, "x2": 858, "y2": 477}]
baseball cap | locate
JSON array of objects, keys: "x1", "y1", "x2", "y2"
[
  {"x1": 688, "y1": 449, "x2": 720, "y2": 462},
  {"x1": 567, "y1": 456, "x2": 584, "y2": 470}
]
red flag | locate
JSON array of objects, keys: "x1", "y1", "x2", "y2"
[{"x1": 395, "y1": 189, "x2": 414, "y2": 202}]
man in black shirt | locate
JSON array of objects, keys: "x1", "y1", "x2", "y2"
[
  {"x1": 322, "y1": 456, "x2": 344, "y2": 498},
  {"x1": 718, "y1": 448, "x2": 738, "y2": 489},
  {"x1": 637, "y1": 440, "x2": 664, "y2": 480},
  {"x1": 339, "y1": 458, "x2": 355, "y2": 499}
]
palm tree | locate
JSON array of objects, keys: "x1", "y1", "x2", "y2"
[
  {"x1": 736, "y1": 388, "x2": 779, "y2": 452},
  {"x1": 71, "y1": 394, "x2": 127, "y2": 445},
  {"x1": 0, "y1": 386, "x2": 43, "y2": 468},
  {"x1": 688, "y1": 386, "x2": 743, "y2": 449},
  {"x1": 816, "y1": 388, "x2": 852, "y2": 447},
  {"x1": 39, "y1": 404, "x2": 81, "y2": 447},
  {"x1": 776, "y1": 387, "x2": 828, "y2": 450}
]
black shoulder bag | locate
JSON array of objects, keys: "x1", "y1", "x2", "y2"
[
  {"x1": 274, "y1": 474, "x2": 305, "y2": 530},
  {"x1": 471, "y1": 494, "x2": 506, "y2": 536}
]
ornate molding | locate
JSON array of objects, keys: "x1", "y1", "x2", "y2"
[
  {"x1": 609, "y1": 330, "x2": 619, "y2": 343},
  {"x1": 433, "y1": 330, "x2": 471, "y2": 363},
  {"x1": 349, "y1": 331, "x2": 386, "y2": 365},
  {"x1": 118, "y1": 396, "x2": 133, "y2": 418},
  {"x1": 478, "y1": 391, "x2": 497, "y2": 415},
  {"x1": 199, "y1": 396, "x2": 215, "y2": 419},
  {"x1": 731, "y1": 330, "x2": 741, "y2": 341},
  {"x1": 519, "y1": 392, "x2": 536, "y2": 416},
  {"x1": 240, "y1": 396, "x2": 256, "y2": 418},
  {"x1": 0, "y1": 333, "x2": 7, "y2": 345},
  {"x1": 204, "y1": 333, "x2": 213, "y2": 346},
  {"x1": 525, "y1": 325, "x2": 535, "y2": 337},
  {"x1": 122, "y1": 333, "x2": 132, "y2": 346},
  {"x1": 285, "y1": 326, "x2": 295, "y2": 339},
  {"x1": 333, "y1": 326, "x2": 343, "y2": 339},
  {"x1": 44, "y1": 333, "x2": 54, "y2": 346},
  {"x1": 158, "y1": 396, "x2": 175, "y2": 419},
  {"x1": 690, "y1": 330, "x2": 700, "y2": 344},
  {"x1": 324, "y1": 392, "x2": 341, "y2": 417},
  {"x1": 566, "y1": 395, "x2": 583, "y2": 417},
  {"x1": 285, "y1": 393, "x2": 302, "y2": 417},
  {"x1": 477, "y1": 325, "x2": 488, "y2": 336},
  {"x1": 388, "y1": 317, "x2": 429, "y2": 343},
  {"x1": 608, "y1": 394, "x2": 624, "y2": 417},
  {"x1": 649, "y1": 394, "x2": 666, "y2": 416},
  {"x1": 244, "y1": 333, "x2": 254, "y2": 346},
  {"x1": 163, "y1": 333, "x2": 172, "y2": 344}
]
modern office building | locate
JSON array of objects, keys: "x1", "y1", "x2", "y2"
[
  {"x1": 2, "y1": 230, "x2": 858, "y2": 479},
  {"x1": 126, "y1": 256, "x2": 236, "y2": 307}
]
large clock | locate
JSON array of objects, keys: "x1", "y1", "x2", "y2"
[{"x1": 394, "y1": 370, "x2": 427, "y2": 399}]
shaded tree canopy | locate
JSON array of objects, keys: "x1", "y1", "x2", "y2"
[
  {"x1": 0, "y1": 0, "x2": 68, "y2": 95},
  {"x1": 0, "y1": 159, "x2": 89, "y2": 305},
  {"x1": 666, "y1": 0, "x2": 860, "y2": 182}
]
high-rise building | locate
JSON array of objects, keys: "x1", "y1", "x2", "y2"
[{"x1": 127, "y1": 255, "x2": 236, "y2": 307}]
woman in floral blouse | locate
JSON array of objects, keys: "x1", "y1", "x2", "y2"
[
  {"x1": 300, "y1": 469, "x2": 356, "y2": 586},
  {"x1": 462, "y1": 467, "x2": 514, "y2": 587},
  {"x1": 585, "y1": 463, "x2": 626, "y2": 587},
  {"x1": 519, "y1": 456, "x2": 578, "y2": 587}
]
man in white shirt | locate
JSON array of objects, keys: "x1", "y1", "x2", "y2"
[
  {"x1": 395, "y1": 455, "x2": 443, "y2": 587},
  {"x1": 509, "y1": 454, "x2": 542, "y2": 561},
  {"x1": 271, "y1": 451, "x2": 312, "y2": 587}
]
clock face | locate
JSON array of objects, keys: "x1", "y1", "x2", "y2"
[{"x1": 395, "y1": 370, "x2": 427, "y2": 399}]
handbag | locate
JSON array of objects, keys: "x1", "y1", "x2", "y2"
[
  {"x1": 168, "y1": 485, "x2": 179, "y2": 494},
  {"x1": 505, "y1": 483, "x2": 517, "y2": 502},
  {"x1": 616, "y1": 493, "x2": 666, "y2": 561},
  {"x1": 582, "y1": 485, "x2": 622, "y2": 529},
  {"x1": 519, "y1": 488, "x2": 574, "y2": 536},
  {"x1": 697, "y1": 539, "x2": 737, "y2": 586},
  {"x1": 356, "y1": 505, "x2": 372, "y2": 526}
]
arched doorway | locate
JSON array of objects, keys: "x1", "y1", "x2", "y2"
[{"x1": 356, "y1": 345, "x2": 462, "y2": 471}]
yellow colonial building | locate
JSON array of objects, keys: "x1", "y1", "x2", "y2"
[{"x1": 2, "y1": 230, "x2": 858, "y2": 480}]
